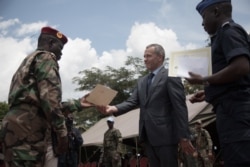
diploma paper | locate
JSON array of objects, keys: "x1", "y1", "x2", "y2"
[
  {"x1": 168, "y1": 47, "x2": 212, "y2": 77},
  {"x1": 86, "y1": 84, "x2": 118, "y2": 106}
]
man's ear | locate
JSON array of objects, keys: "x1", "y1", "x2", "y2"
[
  {"x1": 49, "y1": 38, "x2": 54, "y2": 48},
  {"x1": 213, "y1": 6, "x2": 220, "y2": 17}
]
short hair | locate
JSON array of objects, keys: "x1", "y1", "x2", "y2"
[{"x1": 146, "y1": 43, "x2": 165, "y2": 59}]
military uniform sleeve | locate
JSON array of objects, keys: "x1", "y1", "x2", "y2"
[
  {"x1": 115, "y1": 129, "x2": 123, "y2": 153},
  {"x1": 99, "y1": 147, "x2": 104, "y2": 164},
  {"x1": 204, "y1": 130, "x2": 213, "y2": 151},
  {"x1": 62, "y1": 99, "x2": 83, "y2": 113},
  {"x1": 34, "y1": 52, "x2": 67, "y2": 137}
]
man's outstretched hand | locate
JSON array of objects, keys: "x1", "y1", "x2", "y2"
[
  {"x1": 80, "y1": 94, "x2": 94, "y2": 108},
  {"x1": 96, "y1": 105, "x2": 118, "y2": 115}
]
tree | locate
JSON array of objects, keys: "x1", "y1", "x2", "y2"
[{"x1": 0, "y1": 101, "x2": 9, "y2": 121}]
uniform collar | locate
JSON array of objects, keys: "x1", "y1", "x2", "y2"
[{"x1": 210, "y1": 19, "x2": 233, "y2": 39}]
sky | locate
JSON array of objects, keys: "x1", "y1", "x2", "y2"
[{"x1": 0, "y1": 0, "x2": 250, "y2": 102}]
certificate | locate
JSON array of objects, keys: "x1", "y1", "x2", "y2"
[
  {"x1": 168, "y1": 47, "x2": 212, "y2": 77},
  {"x1": 86, "y1": 84, "x2": 118, "y2": 106}
]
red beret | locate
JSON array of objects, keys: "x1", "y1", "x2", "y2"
[{"x1": 41, "y1": 26, "x2": 68, "y2": 44}]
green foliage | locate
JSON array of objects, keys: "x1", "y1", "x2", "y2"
[
  {"x1": 0, "y1": 101, "x2": 9, "y2": 120},
  {"x1": 74, "y1": 107, "x2": 102, "y2": 133}
]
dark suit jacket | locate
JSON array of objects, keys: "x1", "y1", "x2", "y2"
[{"x1": 115, "y1": 67, "x2": 190, "y2": 146}]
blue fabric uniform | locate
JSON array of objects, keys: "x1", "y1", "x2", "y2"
[{"x1": 204, "y1": 20, "x2": 250, "y2": 166}]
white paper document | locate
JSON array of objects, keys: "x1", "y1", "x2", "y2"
[
  {"x1": 168, "y1": 47, "x2": 212, "y2": 78},
  {"x1": 86, "y1": 84, "x2": 118, "y2": 106}
]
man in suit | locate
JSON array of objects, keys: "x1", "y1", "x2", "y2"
[{"x1": 99, "y1": 43, "x2": 195, "y2": 167}]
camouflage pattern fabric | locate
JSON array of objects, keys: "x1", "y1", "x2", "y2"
[
  {"x1": 194, "y1": 128, "x2": 213, "y2": 167},
  {"x1": 1, "y1": 50, "x2": 83, "y2": 167},
  {"x1": 100, "y1": 128, "x2": 122, "y2": 167}
]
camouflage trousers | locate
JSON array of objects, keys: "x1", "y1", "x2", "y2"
[
  {"x1": 4, "y1": 145, "x2": 57, "y2": 167},
  {"x1": 103, "y1": 150, "x2": 121, "y2": 167},
  {"x1": 2, "y1": 105, "x2": 50, "y2": 167},
  {"x1": 194, "y1": 149, "x2": 213, "y2": 167},
  {"x1": 180, "y1": 153, "x2": 196, "y2": 167}
]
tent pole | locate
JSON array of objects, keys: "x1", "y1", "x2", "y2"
[
  {"x1": 84, "y1": 146, "x2": 88, "y2": 163},
  {"x1": 135, "y1": 137, "x2": 139, "y2": 167},
  {"x1": 79, "y1": 147, "x2": 82, "y2": 164}
]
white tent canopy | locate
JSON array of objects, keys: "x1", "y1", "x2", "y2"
[
  {"x1": 82, "y1": 95, "x2": 215, "y2": 146},
  {"x1": 82, "y1": 109, "x2": 139, "y2": 146}
]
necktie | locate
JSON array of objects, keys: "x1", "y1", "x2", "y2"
[{"x1": 146, "y1": 73, "x2": 154, "y2": 96}]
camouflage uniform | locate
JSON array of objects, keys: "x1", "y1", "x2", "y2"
[
  {"x1": 179, "y1": 127, "x2": 197, "y2": 167},
  {"x1": 1, "y1": 50, "x2": 83, "y2": 167},
  {"x1": 193, "y1": 128, "x2": 213, "y2": 167},
  {"x1": 99, "y1": 128, "x2": 122, "y2": 167}
]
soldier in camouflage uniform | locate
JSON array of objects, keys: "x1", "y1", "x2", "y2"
[
  {"x1": 193, "y1": 120, "x2": 213, "y2": 167},
  {"x1": 179, "y1": 127, "x2": 197, "y2": 167},
  {"x1": 1, "y1": 27, "x2": 93, "y2": 167},
  {"x1": 99, "y1": 116, "x2": 122, "y2": 167}
]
